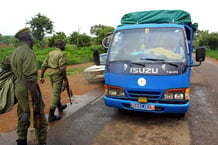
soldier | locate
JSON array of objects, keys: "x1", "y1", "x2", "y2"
[
  {"x1": 40, "y1": 39, "x2": 68, "y2": 122},
  {"x1": 11, "y1": 27, "x2": 48, "y2": 145}
]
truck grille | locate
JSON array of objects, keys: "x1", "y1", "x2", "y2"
[{"x1": 127, "y1": 90, "x2": 161, "y2": 99}]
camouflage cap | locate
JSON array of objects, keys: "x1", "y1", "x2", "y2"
[{"x1": 15, "y1": 27, "x2": 31, "y2": 39}]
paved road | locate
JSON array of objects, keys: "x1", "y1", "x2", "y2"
[
  {"x1": 47, "y1": 57, "x2": 218, "y2": 145},
  {"x1": 187, "y1": 58, "x2": 218, "y2": 145},
  {"x1": 47, "y1": 96, "x2": 191, "y2": 145},
  {"x1": 0, "y1": 88, "x2": 105, "y2": 145}
]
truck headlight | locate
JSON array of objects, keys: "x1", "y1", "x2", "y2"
[
  {"x1": 174, "y1": 93, "x2": 184, "y2": 100},
  {"x1": 104, "y1": 85, "x2": 126, "y2": 97},
  {"x1": 163, "y1": 88, "x2": 190, "y2": 100},
  {"x1": 164, "y1": 93, "x2": 174, "y2": 99}
]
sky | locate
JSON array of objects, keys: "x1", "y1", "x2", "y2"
[{"x1": 0, "y1": 0, "x2": 217, "y2": 36}]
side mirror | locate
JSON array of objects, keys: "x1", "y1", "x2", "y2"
[
  {"x1": 93, "y1": 49, "x2": 100, "y2": 65},
  {"x1": 196, "y1": 47, "x2": 206, "y2": 62},
  {"x1": 102, "y1": 32, "x2": 112, "y2": 52}
]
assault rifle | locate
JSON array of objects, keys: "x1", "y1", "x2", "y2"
[{"x1": 61, "y1": 84, "x2": 73, "y2": 105}]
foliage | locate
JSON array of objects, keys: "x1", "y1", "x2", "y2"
[
  {"x1": 26, "y1": 13, "x2": 54, "y2": 41},
  {"x1": 0, "y1": 47, "x2": 14, "y2": 62},
  {"x1": 0, "y1": 35, "x2": 17, "y2": 46},
  {"x1": 90, "y1": 24, "x2": 114, "y2": 44},
  {"x1": 33, "y1": 45, "x2": 103, "y2": 68},
  {"x1": 69, "y1": 32, "x2": 91, "y2": 47},
  {"x1": 193, "y1": 30, "x2": 218, "y2": 50},
  {"x1": 90, "y1": 24, "x2": 106, "y2": 36},
  {"x1": 48, "y1": 32, "x2": 67, "y2": 47}
]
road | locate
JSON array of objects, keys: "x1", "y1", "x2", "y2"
[
  {"x1": 47, "y1": 58, "x2": 218, "y2": 145},
  {"x1": 187, "y1": 58, "x2": 218, "y2": 145},
  {"x1": 0, "y1": 57, "x2": 217, "y2": 145}
]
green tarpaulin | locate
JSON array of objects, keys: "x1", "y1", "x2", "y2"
[{"x1": 120, "y1": 10, "x2": 198, "y2": 32}]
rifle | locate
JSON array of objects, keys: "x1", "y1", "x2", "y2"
[{"x1": 61, "y1": 84, "x2": 73, "y2": 105}]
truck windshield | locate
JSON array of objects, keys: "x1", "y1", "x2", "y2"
[{"x1": 108, "y1": 27, "x2": 187, "y2": 63}]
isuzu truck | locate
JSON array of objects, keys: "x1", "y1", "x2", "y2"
[{"x1": 100, "y1": 10, "x2": 205, "y2": 116}]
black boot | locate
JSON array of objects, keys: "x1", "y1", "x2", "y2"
[
  {"x1": 48, "y1": 109, "x2": 61, "y2": 122},
  {"x1": 58, "y1": 102, "x2": 67, "y2": 113},
  {"x1": 16, "y1": 138, "x2": 27, "y2": 145}
]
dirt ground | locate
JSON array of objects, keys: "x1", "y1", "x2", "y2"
[{"x1": 0, "y1": 63, "x2": 104, "y2": 133}]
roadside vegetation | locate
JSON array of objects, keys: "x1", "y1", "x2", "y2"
[
  {"x1": 1, "y1": 13, "x2": 218, "y2": 68},
  {"x1": 0, "y1": 44, "x2": 103, "y2": 68}
]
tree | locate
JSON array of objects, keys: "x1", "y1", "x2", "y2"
[
  {"x1": 193, "y1": 30, "x2": 218, "y2": 50},
  {"x1": 207, "y1": 32, "x2": 218, "y2": 50},
  {"x1": 48, "y1": 32, "x2": 67, "y2": 47},
  {"x1": 90, "y1": 24, "x2": 114, "y2": 44},
  {"x1": 26, "y1": 13, "x2": 54, "y2": 41},
  {"x1": 0, "y1": 34, "x2": 3, "y2": 44},
  {"x1": 90, "y1": 24, "x2": 106, "y2": 36},
  {"x1": 69, "y1": 32, "x2": 91, "y2": 47}
]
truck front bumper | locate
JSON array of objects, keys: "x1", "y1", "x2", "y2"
[{"x1": 104, "y1": 96, "x2": 190, "y2": 113}]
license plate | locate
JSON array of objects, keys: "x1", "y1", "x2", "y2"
[
  {"x1": 138, "y1": 97, "x2": 147, "y2": 103},
  {"x1": 130, "y1": 103, "x2": 155, "y2": 110}
]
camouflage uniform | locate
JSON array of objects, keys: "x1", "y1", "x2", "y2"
[{"x1": 11, "y1": 28, "x2": 48, "y2": 145}]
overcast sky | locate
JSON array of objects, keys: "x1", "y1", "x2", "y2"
[{"x1": 0, "y1": 0, "x2": 217, "y2": 36}]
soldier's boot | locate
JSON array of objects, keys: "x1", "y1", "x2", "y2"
[
  {"x1": 48, "y1": 109, "x2": 61, "y2": 122},
  {"x1": 57, "y1": 102, "x2": 67, "y2": 113},
  {"x1": 16, "y1": 138, "x2": 27, "y2": 145}
]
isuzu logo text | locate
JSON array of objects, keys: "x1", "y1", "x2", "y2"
[{"x1": 130, "y1": 67, "x2": 158, "y2": 74}]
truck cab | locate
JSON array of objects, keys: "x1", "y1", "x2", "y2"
[{"x1": 102, "y1": 10, "x2": 205, "y2": 116}]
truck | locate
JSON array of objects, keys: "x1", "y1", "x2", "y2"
[{"x1": 98, "y1": 10, "x2": 205, "y2": 117}]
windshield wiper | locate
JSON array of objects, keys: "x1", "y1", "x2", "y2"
[
  {"x1": 109, "y1": 60, "x2": 146, "y2": 67},
  {"x1": 109, "y1": 60, "x2": 131, "y2": 62},
  {"x1": 140, "y1": 57, "x2": 179, "y2": 67},
  {"x1": 130, "y1": 62, "x2": 145, "y2": 67}
]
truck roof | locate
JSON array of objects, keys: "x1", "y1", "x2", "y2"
[
  {"x1": 120, "y1": 10, "x2": 198, "y2": 32},
  {"x1": 116, "y1": 23, "x2": 185, "y2": 30}
]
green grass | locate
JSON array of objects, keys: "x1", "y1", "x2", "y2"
[
  {"x1": 0, "y1": 45, "x2": 102, "y2": 78},
  {"x1": 0, "y1": 44, "x2": 102, "y2": 67},
  {"x1": 206, "y1": 49, "x2": 218, "y2": 59},
  {"x1": 40, "y1": 67, "x2": 85, "y2": 79},
  {"x1": 0, "y1": 47, "x2": 14, "y2": 61},
  {"x1": 66, "y1": 67, "x2": 85, "y2": 76}
]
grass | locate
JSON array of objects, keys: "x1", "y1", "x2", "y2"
[
  {"x1": 0, "y1": 44, "x2": 103, "y2": 67},
  {"x1": 39, "y1": 67, "x2": 86, "y2": 79},
  {"x1": 67, "y1": 67, "x2": 85, "y2": 76},
  {"x1": 206, "y1": 49, "x2": 218, "y2": 59}
]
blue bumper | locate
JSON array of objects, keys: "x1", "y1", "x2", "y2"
[{"x1": 104, "y1": 96, "x2": 190, "y2": 113}]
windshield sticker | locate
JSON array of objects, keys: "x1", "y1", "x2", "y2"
[
  {"x1": 138, "y1": 78, "x2": 146, "y2": 86},
  {"x1": 145, "y1": 28, "x2": 149, "y2": 33}
]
